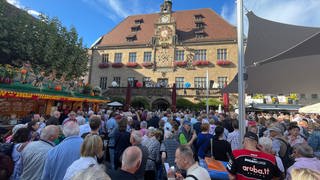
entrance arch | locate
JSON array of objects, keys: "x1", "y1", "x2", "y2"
[{"x1": 152, "y1": 98, "x2": 170, "y2": 111}]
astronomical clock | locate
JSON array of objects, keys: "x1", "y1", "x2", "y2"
[{"x1": 154, "y1": 0, "x2": 176, "y2": 72}]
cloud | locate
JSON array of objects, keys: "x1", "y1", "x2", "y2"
[
  {"x1": 6, "y1": 0, "x2": 42, "y2": 17},
  {"x1": 6, "y1": 0, "x2": 22, "y2": 8},
  {"x1": 106, "y1": 0, "x2": 129, "y2": 18},
  {"x1": 83, "y1": 0, "x2": 159, "y2": 22},
  {"x1": 27, "y1": 10, "x2": 41, "y2": 17},
  {"x1": 221, "y1": 0, "x2": 320, "y2": 33}
]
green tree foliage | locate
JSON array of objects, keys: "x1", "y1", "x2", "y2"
[
  {"x1": 110, "y1": 96, "x2": 125, "y2": 104},
  {"x1": 176, "y1": 98, "x2": 195, "y2": 109},
  {"x1": 0, "y1": 0, "x2": 88, "y2": 79},
  {"x1": 131, "y1": 96, "x2": 150, "y2": 109}
]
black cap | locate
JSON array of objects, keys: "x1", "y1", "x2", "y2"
[{"x1": 244, "y1": 131, "x2": 259, "y2": 142}]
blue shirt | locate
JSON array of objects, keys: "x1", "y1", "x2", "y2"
[
  {"x1": 196, "y1": 133, "x2": 214, "y2": 159},
  {"x1": 41, "y1": 136, "x2": 83, "y2": 180},
  {"x1": 106, "y1": 117, "x2": 118, "y2": 147}
]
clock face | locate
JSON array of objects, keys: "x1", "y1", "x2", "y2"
[
  {"x1": 161, "y1": 15, "x2": 169, "y2": 23},
  {"x1": 158, "y1": 26, "x2": 172, "y2": 41},
  {"x1": 161, "y1": 30, "x2": 168, "y2": 38}
]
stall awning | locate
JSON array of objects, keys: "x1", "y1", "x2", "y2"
[{"x1": 0, "y1": 83, "x2": 108, "y2": 103}]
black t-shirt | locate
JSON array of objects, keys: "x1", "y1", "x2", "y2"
[
  {"x1": 227, "y1": 149, "x2": 281, "y2": 180},
  {"x1": 109, "y1": 169, "x2": 138, "y2": 180},
  {"x1": 209, "y1": 139, "x2": 232, "y2": 162}
]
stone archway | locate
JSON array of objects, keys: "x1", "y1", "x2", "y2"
[{"x1": 152, "y1": 98, "x2": 170, "y2": 111}]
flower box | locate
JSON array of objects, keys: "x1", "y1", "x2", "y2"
[
  {"x1": 98, "y1": 63, "x2": 109, "y2": 68},
  {"x1": 174, "y1": 61, "x2": 187, "y2": 67},
  {"x1": 217, "y1": 60, "x2": 232, "y2": 66},
  {"x1": 111, "y1": 62, "x2": 124, "y2": 68},
  {"x1": 141, "y1": 62, "x2": 153, "y2": 67},
  {"x1": 192, "y1": 60, "x2": 210, "y2": 66},
  {"x1": 126, "y1": 62, "x2": 139, "y2": 67}
]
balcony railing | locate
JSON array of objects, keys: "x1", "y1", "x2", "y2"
[{"x1": 104, "y1": 87, "x2": 221, "y2": 98}]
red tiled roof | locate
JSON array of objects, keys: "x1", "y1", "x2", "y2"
[{"x1": 97, "y1": 8, "x2": 236, "y2": 47}]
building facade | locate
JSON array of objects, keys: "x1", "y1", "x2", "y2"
[{"x1": 89, "y1": 0, "x2": 238, "y2": 108}]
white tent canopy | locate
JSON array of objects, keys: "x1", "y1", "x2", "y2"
[
  {"x1": 299, "y1": 103, "x2": 320, "y2": 114},
  {"x1": 107, "y1": 101, "x2": 123, "y2": 107}
]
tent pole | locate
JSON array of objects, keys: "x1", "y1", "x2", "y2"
[{"x1": 237, "y1": 0, "x2": 246, "y2": 148}]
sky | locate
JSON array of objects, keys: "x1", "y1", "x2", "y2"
[{"x1": 6, "y1": 0, "x2": 320, "y2": 47}]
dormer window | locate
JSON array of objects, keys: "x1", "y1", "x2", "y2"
[
  {"x1": 131, "y1": 25, "x2": 141, "y2": 32},
  {"x1": 194, "y1": 14, "x2": 204, "y2": 21},
  {"x1": 126, "y1": 34, "x2": 137, "y2": 42},
  {"x1": 134, "y1": 19, "x2": 144, "y2": 25},
  {"x1": 195, "y1": 30, "x2": 206, "y2": 38},
  {"x1": 195, "y1": 22, "x2": 205, "y2": 29}
]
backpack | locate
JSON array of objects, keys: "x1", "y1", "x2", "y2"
[{"x1": 275, "y1": 138, "x2": 295, "y2": 170}]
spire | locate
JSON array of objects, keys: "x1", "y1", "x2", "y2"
[{"x1": 160, "y1": 0, "x2": 172, "y2": 13}]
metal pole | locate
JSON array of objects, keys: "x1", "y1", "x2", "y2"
[
  {"x1": 237, "y1": 0, "x2": 246, "y2": 147},
  {"x1": 206, "y1": 69, "x2": 209, "y2": 116}
]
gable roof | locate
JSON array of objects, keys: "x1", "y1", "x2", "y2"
[{"x1": 97, "y1": 8, "x2": 237, "y2": 47}]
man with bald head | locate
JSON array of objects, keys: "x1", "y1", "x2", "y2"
[
  {"x1": 20, "y1": 125, "x2": 59, "y2": 180},
  {"x1": 109, "y1": 146, "x2": 142, "y2": 180}
]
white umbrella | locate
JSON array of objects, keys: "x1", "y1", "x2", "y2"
[
  {"x1": 299, "y1": 103, "x2": 320, "y2": 114},
  {"x1": 107, "y1": 101, "x2": 123, "y2": 107},
  {"x1": 218, "y1": 104, "x2": 222, "y2": 113}
]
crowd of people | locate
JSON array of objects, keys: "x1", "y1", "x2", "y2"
[{"x1": 1, "y1": 108, "x2": 320, "y2": 180}]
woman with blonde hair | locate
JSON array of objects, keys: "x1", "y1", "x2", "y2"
[
  {"x1": 291, "y1": 168, "x2": 320, "y2": 180},
  {"x1": 63, "y1": 134, "x2": 103, "y2": 180}
]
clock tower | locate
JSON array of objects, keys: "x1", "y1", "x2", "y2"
[
  {"x1": 154, "y1": 0, "x2": 177, "y2": 72},
  {"x1": 157, "y1": 0, "x2": 175, "y2": 46}
]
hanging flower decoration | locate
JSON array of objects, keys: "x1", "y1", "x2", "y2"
[
  {"x1": 174, "y1": 61, "x2": 187, "y2": 67},
  {"x1": 192, "y1": 60, "x2": 210, "y2": 66},
  {"x1": 142, "y1": 62, "x2": 153, "y2": 67},
  {"x1": 111, "y1": 62, "x2": 124, "y2": 68},
  {"x1": 126, "y1": 62, "x2": 139, "y2": 67},
  {"x1": 98, "y1": 63, "x2": 109, "y2": 68},
  {"x1": 217, "y1": 60, "x2": 232, "y2": 66}
]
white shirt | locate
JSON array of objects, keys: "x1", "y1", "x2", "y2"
[
  {"x1": 63, "y1": 156, "x2": 97, "y2": 180},
  {"x1": 79, "y1": 124, "x2": 91, "y2": 137},
  {"x1": 168, "y1": 163, "x2": 210, "y2": 180}
]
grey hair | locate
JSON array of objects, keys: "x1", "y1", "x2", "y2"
[
  {"x1": 177, "y1": 145, "x2": 194, "y2": 162},
  {"x1": 164, "y1": 131, "x2": 173, "y2": 139},
  {"x1": 71, "y1": 164, "x2": 110, "y2": 180},
  {"x1": 63, "y1": 121, "x2": 80, "y2": 137},
  {"x1": 258, "y1": 137, "x2": 273, "y2": 152},
  {"x1": 294, "y1": 143, "x2": 314, "y2": 158},
  {"x1": 140, "y1": 121, "x2": 147, "y2": 128},
  {"x1": 40, "y1": 125, "x2": 59, "y2": 140},
  {"x1": 131, "y1": 130, "x2": 142, "y2": 143},
  {"x1": 122, "y1": 146, "x2": 142, "y2": 169}
]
